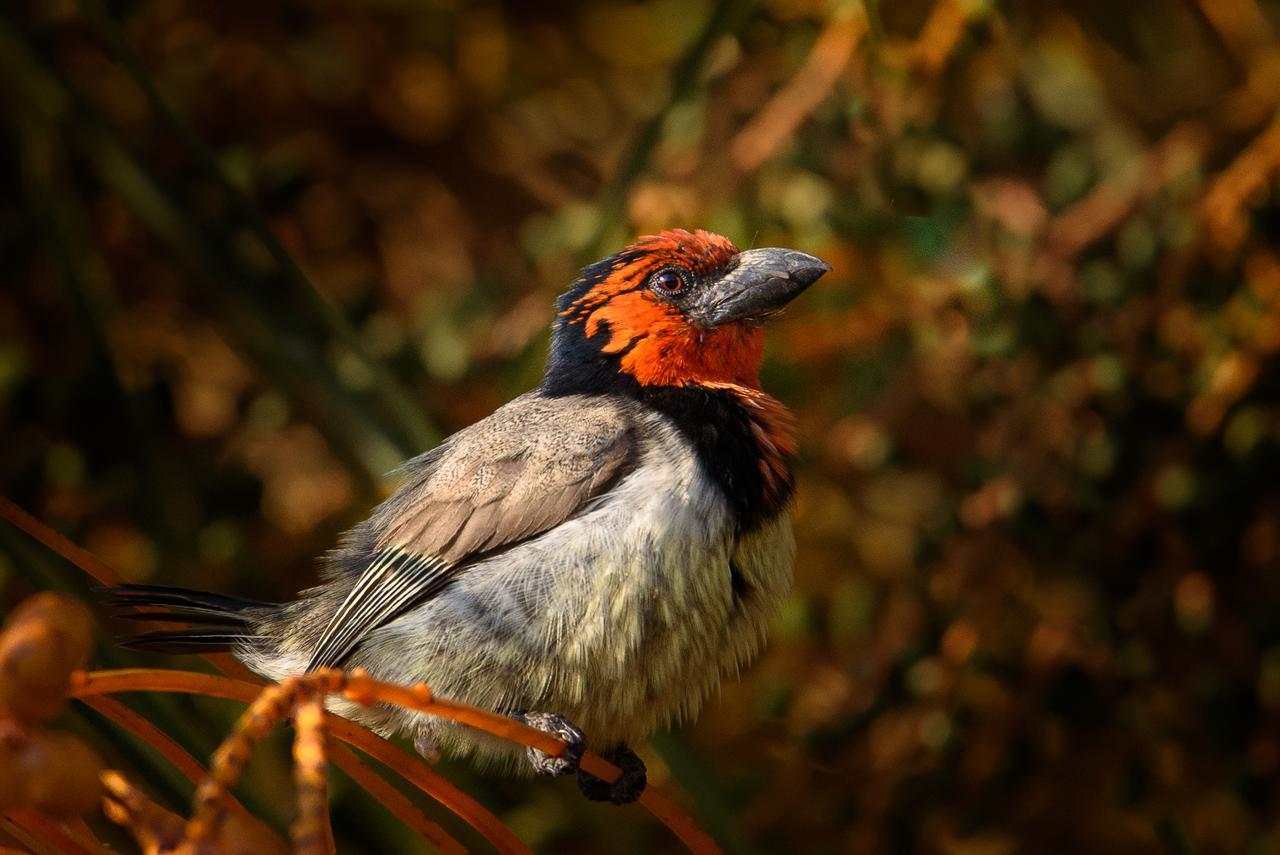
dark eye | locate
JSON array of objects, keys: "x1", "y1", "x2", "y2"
[{"x1": 650, "y1": 267, "x2": 689, "y2": 296}]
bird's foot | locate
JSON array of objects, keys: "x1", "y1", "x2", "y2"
[
  {"x1": 511, "y1": 711, "x2": 585, "y2": 777},
  {"x1": 576, "y1": 744, "x2": 647, "y2": 805}
]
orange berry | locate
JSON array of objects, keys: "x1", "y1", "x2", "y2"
[
  {"x1": 19, "y1": 730, "x2": 104, "y2": 816},
  {"x1": 0, "y1": 623, "x2": 74, "y2": 722},
  {"x1": 0, "y1": 594, "x2": 94, "y2": 723},
  {"x1": 6, "y1": 592, "x2": 93, "y2": 666}
]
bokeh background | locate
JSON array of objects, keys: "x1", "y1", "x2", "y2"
[{"x1": 4, "y1": 0, "x2": 1280, "y2": 851}]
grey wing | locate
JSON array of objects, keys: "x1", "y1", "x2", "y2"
[{"x1": 305, "y1": 394, "x2": 637, "y2": 671}]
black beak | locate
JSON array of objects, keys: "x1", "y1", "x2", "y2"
[{"x1": 689, "y1": 247, "x2": 831, "y2": 328}]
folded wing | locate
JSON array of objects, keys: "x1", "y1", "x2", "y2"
[{"x1": 305, "y1": 395, "x2": 637, "y2": 671}]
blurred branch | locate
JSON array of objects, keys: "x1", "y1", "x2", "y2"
[
  {"x1": 73, "y1": 667, "x2": 725, "y2": 855},
  {"x1": 586, "y1": 0, "x2": 755, "y2": 257},
  {"x1": 730, "y1": 9, "x2": 868, "y2": 175},
  {"x1": 1190, "y1": 0, "x2": 1276, "y2": 68},
  {"x1": 323, "y1": 715, "x2": 522, "y2": 855},
  {"x1": 79, "y1": 695, "x2": 215, "y2": 796},
  {"x1": 650, "y1": 731, "x2": 766, "y2": 855},
  {"x1": 0, "y1": 495, "x2": 254, "y2": 681},
  {"x1": 0, "y1": 496, "x2": 123, "y2": 587},
  {"x1": 76, "y1": 0, "x2": 438, "y2": 456},
  {"x1": 81, "y1": 696, "x2": 290, "y2": 849},
  {"x1": 1038, "y1": 123, "x2": 1212, "y2": 296},
  {"x1": 100, "y1": 770, "x2": 190, "y2": 855},
  {"x1": 913, "y1": 0, "x2": 975, "y2": 76},
  {"x1": 325, "y1": 743, "x2": 464, "y2": 855},
  {"x1": 2, "y1": 811, "x2": 109, "y2": 855},
  {"x1": 1202, "y1": 120, "x2": 1280, "y2": 255},
  {"x1": 290, "y1": 697, "x2": 334, "y2": 855},
  {"x1": 1, "y1": 495, "x2": 474, "y2": 852}
]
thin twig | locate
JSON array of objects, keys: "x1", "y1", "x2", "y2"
[
  {"x1": 730, "y1": 11, "x2": 868, "y2": 174},
  {"x1": 4, "y1": 490, "x2": 471, "y2": 851},
  {"x1": 0, "y1": 496, "x2": 121, "y2": 586},
  {"x1": 1202, "y1": 120, "x2": 1280, "y2": 254},
  {"x1": 186, "y1": 679, "x2": 305, "y2": 843},
  {"x1": 100, "y1": 769, "x2": 188, "y2": 853},
  {"x1": 71, "y1": 668, "x2": 723, "y2": 855},
  {"x1": 327, "y1": 742, "x2": 471, "y2": 855},
  {"x1": 1, "y1": 811, "x2": 110, "y2": 855},
  {"x1": 913, "y1": 0, "x2": 973, "y2": 75},
  {"x1": 0, "y1": 494, "x2": 254, "y2": 681}
]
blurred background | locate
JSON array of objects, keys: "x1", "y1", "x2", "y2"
[{"x1": 4, "y1": 0, "x2": 1280, "y2": 851}]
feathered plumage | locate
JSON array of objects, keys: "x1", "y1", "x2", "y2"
[{"x1": 105, "y1": 229, "x2": 830, "y2": 801}]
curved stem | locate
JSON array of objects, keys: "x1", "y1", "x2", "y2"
[{"x1": 70, "y1": 668, "x2": 723, "y2": 855}]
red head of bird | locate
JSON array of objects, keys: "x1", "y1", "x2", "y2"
[{"x1": 548, "y1": 229, "x2": 830, "y2": 395}]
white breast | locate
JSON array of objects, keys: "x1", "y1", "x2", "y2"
[{"x1": 320, "y1": 414, "x2": 795, "y2": 765}]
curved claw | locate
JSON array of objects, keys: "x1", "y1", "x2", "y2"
[{"x1": 512, "y1": 711, "x2": 585, "y2": 776}]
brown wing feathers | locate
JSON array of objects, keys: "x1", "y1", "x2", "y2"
[{"x1": 304, "y1": 395, "x2": 637, "y2": 670}]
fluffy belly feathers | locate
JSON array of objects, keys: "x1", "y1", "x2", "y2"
[{"x1": 253, "y1": 422, "x2": 795, "y2": 767}]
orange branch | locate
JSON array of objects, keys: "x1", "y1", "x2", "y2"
[
  {"x1": 913, "y1": 0, "x2": 971, "y2": 75},
  {"x1": 0, "y1": 495, "x2": 252, "y2": 680},
  {"x1": 325, "y1": 717, "x2": 529, "y2": 855},
  {"x1": 1193, "y1": 0, "x2": 1276, "y2": 67},
  {"x1": 186, "y1": 679, "x2": 302, "y2": 843},
  {"x1": 100, "y1": 769, "x2": 188, "y2": 854},
  {"x1": 291, "y1": 696, "x2": 334, "y2": 855},
  {"x1": 78, "y1": 694, "x2": 212, "y2": 789},
  {"x1": 71, "y1": 668, "x2": 722, "y2": 854},
  {"x1": 1, "y1": 811, "x2": 109, "y2": 855},
  {"x1": 326, "y1": 742, "x2": 470, "y2": 855},
  {"x1": 1038, "y1": 123, "x2": 1212, "y2": 299},
  {"x1": 1202, "y1": 120, "x2": 1280, "y2": 255},
  {"x1": 634, "y1": 787, "x2": 723, "y2": 855},
  {"x1": 73, "y1": 670, "x2": 519, "y2": 854},
  {"x1": 0, "y1": 496, "x2": 123, "y2": 586}
]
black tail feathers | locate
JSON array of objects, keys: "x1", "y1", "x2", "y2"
[{"x1": 99, "y1": 583, "x2": 276, "y2": 655}]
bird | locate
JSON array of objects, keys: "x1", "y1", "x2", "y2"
[{"x1": 104, "y1": 229, "x2": 830, "y2": 804}]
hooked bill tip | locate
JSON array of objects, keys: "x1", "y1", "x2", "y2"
[{"x1": 781, "y1": 251, "x2": 831, "y2": 287}]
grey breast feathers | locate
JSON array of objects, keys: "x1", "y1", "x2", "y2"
[{"x1": 304, "y1": 391, "x2": 640, "y2": 671}]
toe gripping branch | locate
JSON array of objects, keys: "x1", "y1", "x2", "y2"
[
  {"x1": 512, "y1": 712, "x2": 648, "y2": 805},
  {"x1": 511, "y1": 711, "x2": 585, "y2": 777},
  {"x1": 578, "y1": 746, "x2": 647, "y2": 806}
]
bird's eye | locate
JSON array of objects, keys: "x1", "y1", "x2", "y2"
[{"x1": 650, "y1": 267, "x2": 689, "y2": 296}]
